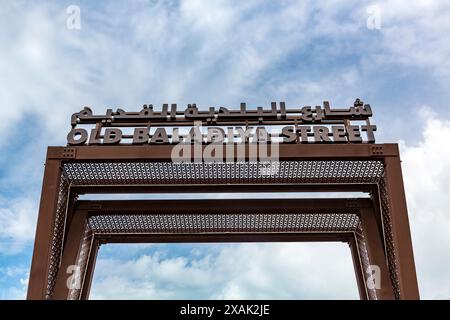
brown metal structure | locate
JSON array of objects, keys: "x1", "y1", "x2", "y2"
[{"x1": 27, "y1": 143, "x2": 419, "y2": 300}]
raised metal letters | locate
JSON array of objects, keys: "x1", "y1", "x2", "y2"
[{"x1": 68, "y1": 99, "x2": 377, "y2": 145}]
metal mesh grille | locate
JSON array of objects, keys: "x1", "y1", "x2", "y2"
[
  {"x1": 63, "y1": 160, "x2": 384, "y2": 185},
  {"x1": 355, "y1": 225, "x2": 377, "y2": 300},
  {"x1": 46, "y1": 174, "x2": 69, "y2": 299},
  {"x1": 379, "y1": 177, "x2": 401, "y2": 299},
  {"x1": 88, "y1": 212, "x2": 360, "y2": 234}
]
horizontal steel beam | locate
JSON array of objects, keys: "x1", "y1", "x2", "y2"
[
  {"x1": 73, "y1": 183, "x2": 375, "y2": 195},
  {"x1": 95, "y1": 232, "x2": 355, "y2": 244},
  {"x1": 76, "y1": 198, "x2": 373, "y2": 213},
  {"x1": 48, "y1": 143, "x2": 399, "y2": 161}
]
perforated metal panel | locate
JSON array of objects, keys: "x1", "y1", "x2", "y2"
[
  {"x1": 63, "y1": 160, "x2": 384, "y2": 185},
  {"x1": 355, "y1": 225, "x2": 376, "y2": 299},
  {"x1": 88, "y1": 212, "x2": 360, "y2": 234},
  {"x1": 378, "y1": 176, "x2": 400, "y2": 299},
  {"x1": 46, "y1": 174, "x2": 69, "y2": 299}
]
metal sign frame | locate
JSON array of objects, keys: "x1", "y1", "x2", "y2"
[{"x1": 27, "y1": 143, "x2": 419, "y2": 300}]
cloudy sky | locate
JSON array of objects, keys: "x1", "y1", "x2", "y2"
[{"x1": 1, "y1": 0, "x2": 450, "y2": 299}]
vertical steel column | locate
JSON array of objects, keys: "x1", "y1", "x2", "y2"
[
  {"x1": 384, "y1": 151, "x2": 420, "y2": 299},
  {"x1": 359, "y1": 206, "x2": 395, "y2": 299},
  {"x1": 79, "y1": 238, "x2": 100, "y2": 300},
  {"x1": 52, "y1": 210, "x2": 88, "y2": 299},
  {"x1": 27, "y1": 155, "x2": 62, "y2": 299},
  {"x1": 349, "y1": 237, "x2": 368, "y2": 300}
]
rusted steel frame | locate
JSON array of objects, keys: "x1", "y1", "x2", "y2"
[
  {"x1": 359, "y1": 206, "x2": 395, "y2": 300},
  {"x1": 52, "y1": 209, "x2": 100, "y2": 300},
  {"x1": 52, "y1": 210, "x2": 88, "y2": 299},
  {"x1": 72, "y1": 184, "x2": 375, "y2": 195},
  {"x1": 82, "y1": 199, "x2": 389, "y2": 300},
  {"x1": 383, "y1": 152, "x2": 419, "y2": 299},
  {"x1": 29, "y1": 143, "x2": 417, "y2": 300},
  {"x1": 348, "y1": 236, "x2": 368, "y2": 300},
  {"x1": 47, "y1": 143, "x2": 399, "y2": 162},
  {"x1": 349, "y1": 205, "x2": 394, "y2": 300},
  {"x1": 49, "y1": 197, "x2": 392, "y2": 300},
  {"x1": 27, "y1": 156, "x2": 63, "y2": 300},
  {"x1": 76, "y1": 198, "x2": 373, "y2": 212},
  {"x1": 79, "y1": 238, "x2": 100, "y2": 300},
  {"x1": 95, "y1": 233, "x2": 355, "y2": 244}
]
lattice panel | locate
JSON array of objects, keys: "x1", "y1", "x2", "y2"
[
  {"x1": 46, "y1": 174, "x2": 69, "y2": 299},
  {"x1": 63, "y1": 160, "x2": 384, "y2": 185},
  {"x1": 88, "y1": 212, "x2": 360, "y2": 234},
  {"x1": 378, "y1": 177, "x2": 401, "y2": 299}
]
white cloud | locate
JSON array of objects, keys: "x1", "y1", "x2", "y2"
[
  {"x1": 0, "y1": 196, "x2": 38, "y2": 254},
  {"x1": 1, "y1": 0, "x2": 450, "y2": 146},
  {"x1": 90, "y1": 243, "x2": 359, "y2": 300},
  {"x1": 374, "y1": 0, "x2": 450, "y2": 76},
  {"x1": 400, "y1": 107, "x2": 450, "y2": 299},
  {"x1": 0, "y1": 266, "x2": 28, "y2": 300}
]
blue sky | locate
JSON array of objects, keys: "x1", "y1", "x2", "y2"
[{"x1": 1, "y1": 0, "x2": 450, "y2": 299}]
